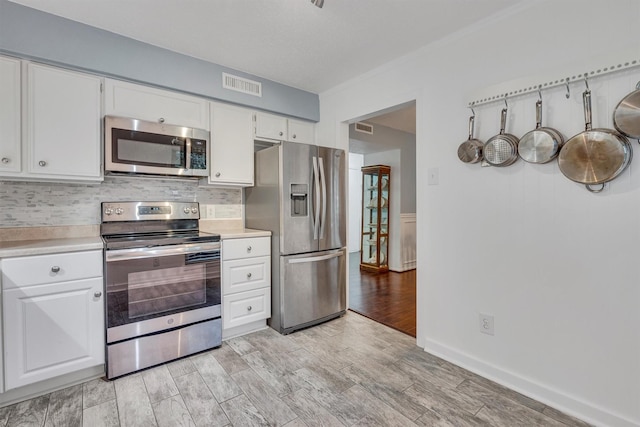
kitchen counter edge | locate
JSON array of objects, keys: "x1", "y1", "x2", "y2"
[
  {"x1": 0, "y1": 237, "x2": 104, "y2": 258},
  {"x1": 216, "y1": 229, "x2": 271, "y2": 240}
]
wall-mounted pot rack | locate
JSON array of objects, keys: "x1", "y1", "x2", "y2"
[{"x1": 467, "y1": 48, "x2": 640, "y2": 107}]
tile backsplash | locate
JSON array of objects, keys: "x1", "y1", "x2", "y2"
[{"x1": 0, "y1": 177, "x2": 242, "y2": 228}]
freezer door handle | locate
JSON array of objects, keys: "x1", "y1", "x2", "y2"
[
  {"x1": 312, "y1": 156, "x2": 321, "y2": 240},
  {"x1": 287, "y1": 251, "x2": 344, "y2": 264},
  {"x1": 318, "y1": 156, "x2": 327, "y2": 240}
]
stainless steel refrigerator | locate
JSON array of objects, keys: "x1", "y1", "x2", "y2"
[{"x1": 245, "y1": 141, "x2": 346, "y2": 334}]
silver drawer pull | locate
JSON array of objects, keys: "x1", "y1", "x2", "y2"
[
  {"x1": 215, "y1": 172, "x2": 221, "y2": 177},
  {"x1": 247, "y1": 305, "x2": 252, "y2": 312},
  {"x1": 159, "y1": 117, "x2": 165, "y2": 123},
  {"x1": 94, "y1": 291, "x2": 102, "y2": 298},
  {"x1": 39, "y1": 160, "x2": 47, "y2": 167},
  {"x1": 51, "y1": 266, "x2": 60, "y2": 273},
  {"x1": 247, "y1": 272, "x2": 252, "y2": 279},
  {"x1": 1, "y1": 157, "x2": 9, "y2": 164},
  {"x1": 247, "y1": 246, "x2": 252, "y2": 252}
]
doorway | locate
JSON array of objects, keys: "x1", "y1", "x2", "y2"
[{"x1": 347, "y1": 101, "x2": 417, "y2": 337}]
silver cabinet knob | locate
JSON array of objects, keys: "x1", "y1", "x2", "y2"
[
  {"x1": 159, "y1": 118, "x2": 165, "y2": 123},
  {"x1": 292, "y1": 134, "x2": 297, "y2": 139},
  {"x1": 247, "y1": 305, "x2": 252, "y2": 312},
  {"x1": 183, "y1": 207, "x2": 191, "y2": 214},
  {"x1": 94, "y1": 291, "x2": 102, "y2": 298},
  {"x1": 115, "y1": 208, "x2": 124, "y2": 215},
  {"x1": 215, "y1": 172, "x2": 221, "y2": 177},
  {"x1": 51, "y1": 266, "x2": 60, "y2": 273},
  {"x1": 38, "y1": 160, "x2": 47, "y2": 167},
  {"x1": 279, "y1": 131, "x2": 283, "y2": 136},
  {"x1": 191, "y1": 207, "x2": 198, "y2": 214},
  {"x1": 247, "y1": 272, "x2": 252, "y2": 279},
  {"x1": 1, "y1": 157, "x2": 9, "y2": 164},
  {"x1": 247, "y1": 246, "x2": 252, "y2": 252}
]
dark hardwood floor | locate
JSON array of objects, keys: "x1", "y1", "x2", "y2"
[{"x1": 348, "y1": 251, "x2": 416, "y2": 337}]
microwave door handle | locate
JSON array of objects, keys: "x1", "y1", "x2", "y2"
[
  {"x1": 318, "y1": 156, "x2": 327, "y2": 239},
  {"x1": 312, "y1": 156, "x2": 320, "y2": 240},
  {"x1": 185, "y1": 138, "x2": 191, "y2": 170}
]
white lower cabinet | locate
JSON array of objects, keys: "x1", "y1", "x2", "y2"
[
  {"x1": 1, "y1": 250, "x2": 104, "y2": 390},
  {"x1": 222, "y1": 237, "x2": 271, "y2": 338}
]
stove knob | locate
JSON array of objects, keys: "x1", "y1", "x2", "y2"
[
  {"x1": 115, "y1": 208, "x2": 124, "y2": 215},
  {"x1": 191, "y1": 207, "x2": 198, "y2": 214},
  {"x1": 183, "y1": 207, "x2": 191, "y2": 214},
  {"x1": 104, "y1": 208, "x2": 113, "y2": 216}
]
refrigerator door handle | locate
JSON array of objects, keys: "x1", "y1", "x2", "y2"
[
  {"x1": 287, "y1": 251, "x2": 344, "y2": 264},
  {"x1": 318, "y1": 156, "x2": 327, "y2": 239},
  {"x1": 312, "y1": 156, "x2": 320, "y2": 240}
]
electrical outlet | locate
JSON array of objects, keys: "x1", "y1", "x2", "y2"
[
  {"x1": 205, "y1": 204, "x2": 216, "y2": 219},
  {"x1": 479, "y1": 313, "x2": 494, "y2": 336}
]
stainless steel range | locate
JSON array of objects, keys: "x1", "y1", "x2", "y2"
[{"x1": 101, "y1": 201, "x2": 221, "y2": 379}]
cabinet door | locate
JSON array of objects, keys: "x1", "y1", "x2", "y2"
[
  {"x1": 288, "y1": 119, "x2": 315, "y2": 144},
  {"x1": 26, "y1": 63, "x2": 102, "y2": 180},
  {"x1": 210, "y1": 103, "x2": 254, "y2": 186},
  {"x1": 0, "y1": 56, "x2": 21, "y2": 173},
  {"x1": 104, "y1": 79, "x2": 209, "y2": 129},
  {"x1": 3, "y1": 278, "x2": 105, "y2": 390},
  {"x1": 255, "y1": 112, "x2": 287, "y2": 141}
]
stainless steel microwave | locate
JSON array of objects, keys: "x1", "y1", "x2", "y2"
[{"x1": 105, "y1": 116, "x2": 209, "y2": 177}]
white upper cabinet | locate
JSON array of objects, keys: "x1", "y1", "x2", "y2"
[
  {"x1": 255, "y1": 112, "x2": 315, "y2": 144},
  {"x1": 0, "y1": 56, "x2": 21, "y2": 174},
  {"x1": 104, "y1": 79, "x2": 209, "y2": 129},
  {"x1": 209, "y1": 102, "x2": 254, "y2": 187},
  {"x1": 287, "y1": 119, "x2": 315, "y2": 145},
  {"x1": 26, "y1": 63, "x2": 102, "y2": 180},
  {"x1": 255, "y1": 112, "x2": 287, "y2": 141}
]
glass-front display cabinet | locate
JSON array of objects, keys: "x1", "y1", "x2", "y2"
[{"x1": 360, "y1": 165, "x2": 390, "y2": 273}]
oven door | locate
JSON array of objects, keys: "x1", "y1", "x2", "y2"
[{"x1": 104, "y1": 242, "x2": 220, "y2": 343}]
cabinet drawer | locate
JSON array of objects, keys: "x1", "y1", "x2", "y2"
[
  {"x1": 223, "y1": 287, "x2": 270, "y2": 329},
  {"x1": 222, "y1": 256, "x2": 270, "y2": 295},
  {"x1": 1, "y1": 250, "x2": 102, "y2": 289},
  {"x1": 223, "y1": 237, "x2": 270, "y2": 260}
]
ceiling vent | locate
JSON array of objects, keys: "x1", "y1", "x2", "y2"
[
  {"x1": 354, "y1": 122, "x2": 373, "y2": 134},
  {"x1": 222, "y1": 73, "x2": 262, "y2": 97}
]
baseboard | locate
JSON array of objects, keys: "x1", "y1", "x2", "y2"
[
  {"x1": 222, "y1": 320, "x2": 268, "y2": 340},
  {"x1": 423, "y1": 338, "x2": 639, "y2": 427},
  {"x1": 0, "y1": 365, "x2": 104, "y2": 408}
]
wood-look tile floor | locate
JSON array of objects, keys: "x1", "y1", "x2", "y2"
[
  {"x1": 348, "y1": 252, "x2": 417, "y2": 337},
  {"x1": 0, "y1": 312, "x2": 590, "y2": 427}
]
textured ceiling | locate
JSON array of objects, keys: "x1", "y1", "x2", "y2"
[{"x1": 9, "y1": 0, "x2": 519, "y2": 93}]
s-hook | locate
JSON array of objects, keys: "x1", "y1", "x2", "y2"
[
  {"x1": 565, "y1": 78, "x2": 570, "y2": 99},
  {"x1": 468, "y1": 102, "x2": 476, "y2": 118},
  {"x1": 503, "y1": 95, "x2": 508, "y2": 109},
  {"x1": 584, "y1": 74, "x2": 590, "y2": 90},
  {"x1": 537, "y1": 86, "x2": 542, "y2": 102}
]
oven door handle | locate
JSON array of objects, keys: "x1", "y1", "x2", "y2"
[{"x1": 105, "y1": 242, "x2": 221, "y2": 262}]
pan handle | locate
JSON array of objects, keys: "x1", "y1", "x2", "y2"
[
  {"x1": 535, "y1": 99, "x2": 543, "y2": 129},
  {"x1": 583, "y1": 89, "x2": 592, "y2": 131},
  {"x1": 499, "y1": 108, "x2": 507, "y2": 135},
  {"x1": 585, "y1": 182, "x2": 605, "y2": 193},
  {"x1": 468, "y1": 116, "x2": 475, "y2": 140}
]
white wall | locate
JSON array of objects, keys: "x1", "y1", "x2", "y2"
[
  {"x1": 348, "y1": 153, "x2": 364, "y2": 253},
  {"x1": 318, "y1": 1, "x2": 640, "y2": 426}
]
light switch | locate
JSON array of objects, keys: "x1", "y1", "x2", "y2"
[{"x1": 427, "y1": 168, "x2": 439, "y2": 185}]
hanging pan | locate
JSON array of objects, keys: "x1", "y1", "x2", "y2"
[
  {"x1": 613, "y1": 81, "x2": 640, "y2": 139},
  {"x1": 558, "y1": 87, "x2": 632, "y2": 193},
  {"x1": 518, "y1": 92, "x2": 564, "y2": 163},
  {"x1": 457, "y1": 113, "x2": 483, "y2": 164},
  {"x1": 483, "y1": 103, "x2": 519, "y2": 167}
]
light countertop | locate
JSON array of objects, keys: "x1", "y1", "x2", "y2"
[
  {"x1": 0, "y1": 237, "x2": 104, "y2": 258},
  {"x1": 214, "y1": 228, "x2": 271, "y2": 239}
]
